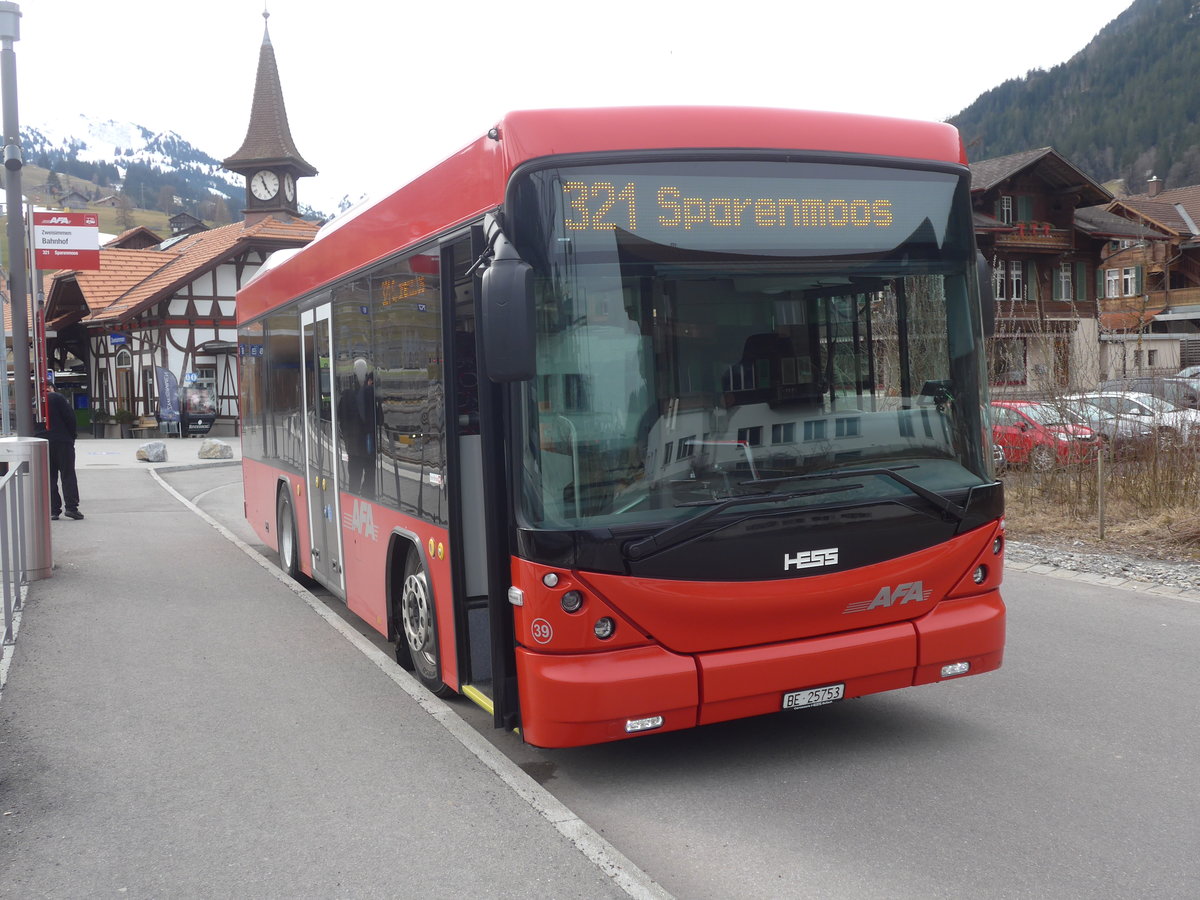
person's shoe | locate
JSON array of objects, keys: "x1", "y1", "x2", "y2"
[
  {"x1": 64, "y1": 509, "x2": 84, "y2": 520},
  {"x1": 51, "y1": 513, "x2": 60, "y2": 520}
]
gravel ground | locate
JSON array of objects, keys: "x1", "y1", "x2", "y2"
[{"x1": 1006, "y1": 539, "x2": 1200, "y2": 595}]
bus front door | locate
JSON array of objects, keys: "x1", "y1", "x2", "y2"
[{"x1": 300, "y1": 303, "x2": 345, "y2": 594}]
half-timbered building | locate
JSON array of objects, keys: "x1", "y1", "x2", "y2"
[{"x1": 42, "y1": 11, "x2": 319, "y2": 437}]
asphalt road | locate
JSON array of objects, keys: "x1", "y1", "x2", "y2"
[{"x1": 174, "y1": 465, "x2": 1200, "y2": 900}]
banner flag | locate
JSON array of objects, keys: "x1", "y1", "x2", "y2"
[{"x1": 156, "y1": 367, "x2": 181, "y2": 423}]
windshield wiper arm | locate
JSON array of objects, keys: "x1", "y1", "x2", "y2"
[
  {"x1": 742, "y1": 465, "x2": 967, "y2": 523},
  {"x1": 623, "y1": 484, "x2": 862, "y2": 561}
]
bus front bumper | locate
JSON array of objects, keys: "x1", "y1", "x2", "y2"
[{"x1": 514, "y1": 590, "x2": 1004, "y2": 748}]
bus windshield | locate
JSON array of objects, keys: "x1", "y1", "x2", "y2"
[{"x1": 509, "y1": 159, "x2": 991, "y2": 530}]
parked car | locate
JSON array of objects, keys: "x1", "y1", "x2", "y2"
[
  {"x1": 1060, "y1": 395, "x2": 1156, "y2": 448},
  {"x1": 1068, "y1": 391, "x2": 1200, "y2": 448},
  {"x1": 1099, "y1": 376, "x2": 1200, "y2": 410},
  {"x1": 1176, "y1": 365, "x2": 1200, "y2": 380},
  {"x1": 993, "y1": 442, "x2": 1007, "y2": 474},
  {"x1": 990, "y1": 400, "x2": 1102, "y2": 471}
]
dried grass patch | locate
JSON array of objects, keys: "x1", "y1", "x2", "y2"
[{"x1": 1001, "y1": 460, "x2": 1200, "y2": 561}]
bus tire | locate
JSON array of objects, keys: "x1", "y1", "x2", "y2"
[
  {"x1": 277, "y1": 487, "x2": 300, "y2": 580},
  {"x1": 397, "y1": 550, "x2": 449, "y2": 696}
]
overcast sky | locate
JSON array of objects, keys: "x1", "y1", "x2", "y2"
[{"x1": 13, "y1": 0, "x2": 1135, "y2": 215}]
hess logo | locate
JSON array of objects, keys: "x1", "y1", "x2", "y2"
[{"x1": 783, "y1": 548, "x2": 838, "y2": 571}]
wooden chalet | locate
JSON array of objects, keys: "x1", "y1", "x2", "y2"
[
  {"x1": 969, "y1": 147, "x2": 1161, "y2": 394},
  {"x1": 1103, "y1": 180, "x2": 1200, "y2": 369}
]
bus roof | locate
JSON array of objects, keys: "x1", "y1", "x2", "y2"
[{"x1": 237, "y1": 106, "x2": 966, "y2": 322}]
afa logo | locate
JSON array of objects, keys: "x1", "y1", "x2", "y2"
[
  {"x1": 842, "y1": 581, "x2": 933, "y2": 614},
  {"x1": 44, "y1": 216, "x2": 72, "y2": 225},
  {"x1": 342, "y1": 499, "x2": 379, "y2": 541}
]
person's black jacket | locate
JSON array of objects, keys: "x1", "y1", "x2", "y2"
[{"x1": 43, "y1": 391, "x2": 78, "y2": 443}]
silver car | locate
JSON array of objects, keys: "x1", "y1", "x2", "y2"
[{"x1": 1066, "y1": 391, "x2": 1200, "y2": 448}]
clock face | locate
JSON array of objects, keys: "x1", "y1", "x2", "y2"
[
  {"x1": 283, "y1": 173, "x2": 295, "y2": 203},
  {"x1": 250, "y1": 170, "x2": 280, "y2": 201}
]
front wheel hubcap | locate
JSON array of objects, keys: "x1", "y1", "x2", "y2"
[{"x1": 401, "y1": 573, "x2": 432, "y2": 654}]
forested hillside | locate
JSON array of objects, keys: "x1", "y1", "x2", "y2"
[{"x1": 949, "y1": 0, "x2": 1200, "y2": 193}]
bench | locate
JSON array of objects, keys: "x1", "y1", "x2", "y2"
[{"x1": 130, "y1": 416, "x2": 161, "y2": 437}]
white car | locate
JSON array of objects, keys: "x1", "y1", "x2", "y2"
[{"x1": 1068, "y1": 391, "x2": 1200, "y2": 447}]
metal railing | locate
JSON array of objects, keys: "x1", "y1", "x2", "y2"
[{"x1": 1, "y1": 458, "x2": 29, "y2": 646}]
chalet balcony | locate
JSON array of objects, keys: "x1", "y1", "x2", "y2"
[
  {"x1": 1148, "y1": 285, "x2": 1200, "y2": 309},
  {"x1": 993, "y1": 222, "x2": 1073, "y2": 252}
]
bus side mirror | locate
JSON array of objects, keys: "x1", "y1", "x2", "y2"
[
  {"x1": 977, "y1": 251, "x2": 996, "y2": 338},
  {"x1": 481, "y1": 232, "x2": 535, "y2": 382}
]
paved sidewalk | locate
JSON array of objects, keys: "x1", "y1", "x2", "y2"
[{"x1": 0, "y1": 450, "x2": 661, "y2": 898}]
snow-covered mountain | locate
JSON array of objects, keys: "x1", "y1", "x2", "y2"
[{"x1": 19, "y1": 113, "x2": 331, "y2": 219}]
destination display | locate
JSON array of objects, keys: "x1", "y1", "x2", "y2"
[{"x1": 539, "y1": 162, "x2": 961, "y2": 256}]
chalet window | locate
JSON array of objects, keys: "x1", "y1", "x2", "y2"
[
  {"x1": 1105, "y1": 268, "x2": 1121, "y2": 298},
  {"x1": 1055, "y1": 263, "x2": 1072, "y2": 300},
  {"x1": 998, "y1": 196, "x2": 1013, "y2": 225},
  {"x1": 1122, "y1": 266, "x2": 1141, "y2": 297},
  {"x1": 1008, "y1": 261, "x2": 1024, "y2": 301}
]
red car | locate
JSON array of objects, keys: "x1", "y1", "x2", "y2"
[{"x1": 990, "y1": 400, "x2": 1101, "y2": 470}]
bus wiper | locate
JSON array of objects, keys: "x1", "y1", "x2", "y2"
[
  {"x1": 623, "y1": 484, "x2": 862, "y2": 561},
  {"x1": 743, "y1": 465, "x2": 967, "y2": 523}
]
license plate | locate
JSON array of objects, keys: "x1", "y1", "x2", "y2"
[{"x1": 782, "y1": 683, "x2": 845, "y2": 710}]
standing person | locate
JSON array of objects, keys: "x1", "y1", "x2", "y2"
[{"x1": 42, "y1": 388, "x2": 83, "y2": 520}]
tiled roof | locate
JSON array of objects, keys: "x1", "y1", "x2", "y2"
[
  {"x1": 47, "y1": 216, "x2": 318, "y2": 328},
  {"x1": 105, "y1": 226, "x2": 164, "y2": 248},
  {"x1": 1074, "y1": 205, "x2": 1170, "y2": 240},
  {"x1": 1110, "y1": 184, "x2": 1200, "y2": 237}
]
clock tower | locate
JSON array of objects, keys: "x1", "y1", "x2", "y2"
[{"x1": 222, "y1": 9, "x2": 317, "y2": 222}]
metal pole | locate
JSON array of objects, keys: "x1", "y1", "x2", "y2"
[{"x1": 0, "y1": 3, "x2": 31, "y2": 436}]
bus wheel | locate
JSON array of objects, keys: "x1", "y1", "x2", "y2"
[
  {"x1": 277, "y1": 488, "x2": 300, "y2": 579},
  {"x1": 398, "y1": 551, "x2": 449, "y2": 696}
]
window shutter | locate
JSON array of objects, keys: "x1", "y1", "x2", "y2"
[
  {"x1": 1135, "y1": 266, "x2": 1144, "y2": 295},
  {"x1": 1018, "y1": 196, "x2": 1034, "y2": 223},
  {"x1": 1097, "y1": 268, "x2": 1105, "y2": 300},
  {"x1": 1075, "y1": 263, "x2": 1087, "y2": 301},
  {"x1": 1025, "y1": 261, "x2": 1037, "y2": 300}
]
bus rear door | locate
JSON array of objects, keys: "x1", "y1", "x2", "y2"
[{"x1": 300, "y1": 301, "x2": 345, "y2": 594}]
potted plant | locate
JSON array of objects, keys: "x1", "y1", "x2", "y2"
[
  {"x1": 114, "y1": 408, "x2": 136, "y2": 438},
  {"x1": 90, "y1": 408, "x2": 111, "y2": 438}
]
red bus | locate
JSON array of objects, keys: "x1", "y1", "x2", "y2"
[{"x1": 237, "y1": 107, "x2": 1005, "y2": 748}]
